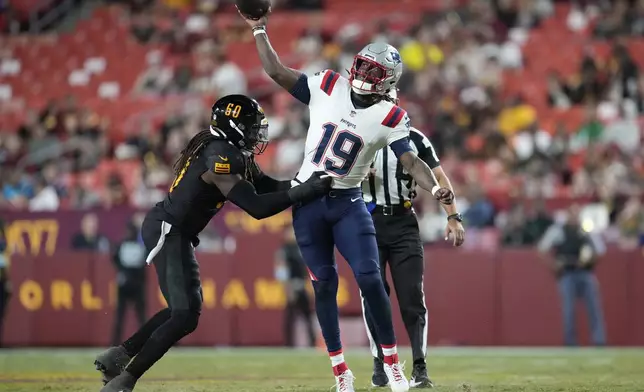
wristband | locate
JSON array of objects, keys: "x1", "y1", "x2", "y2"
[
  {"x1": 431, "y1": 185, "x2": 440, "y2": 196},
  {"x1": 252, "y1": 27, "x2": 266, "y2": 37}
]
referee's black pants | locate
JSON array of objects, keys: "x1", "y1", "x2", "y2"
[
  {"x1": 118, "y1": 215, "x2": 203, "y2": 379},
  {"x1": 361, "y1": 209, "x2": 427, "y2": 364}
]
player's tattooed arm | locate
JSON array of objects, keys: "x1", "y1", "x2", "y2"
[
  {"x1": 431, "y1": 166, "x2": 457, "y2": 214},
  {"x1": 398, "y1": 151, "x2": 454, "y2": 205}
]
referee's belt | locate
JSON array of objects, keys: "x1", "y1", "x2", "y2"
[{"x1": 371, "y1": 202, "x2": 413, "y2": 216}]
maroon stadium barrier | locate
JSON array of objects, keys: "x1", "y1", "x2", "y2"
[{"x1": 2, "y1": 244, "x2": 642, "y2": 347}]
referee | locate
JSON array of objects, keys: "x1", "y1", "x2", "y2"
[{"x1": 361, "y1": 117, "x2": 465, "y2": 387}]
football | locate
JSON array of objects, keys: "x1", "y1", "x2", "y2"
[{"x1": 236, "y1": 0, "x2": 271, "y2": 20}]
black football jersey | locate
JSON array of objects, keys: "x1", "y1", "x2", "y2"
[{"x1": 150, "y1": 139, "x2": 253, "y2": 237}]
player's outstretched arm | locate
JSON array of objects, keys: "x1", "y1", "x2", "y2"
[
  {"x1": 203, "y1": 171, "x2": 331, "y2": 220},
  {"x1": 238, "y1": 12, "x2": 302, "y2": 92}
]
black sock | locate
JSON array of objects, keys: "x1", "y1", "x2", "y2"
[
  {"x1": 121, "y1": 308, "x2": 171, "y2": 357},
  {"x1": 125, "y1": 310, "x2": 199, "y2": 379}
]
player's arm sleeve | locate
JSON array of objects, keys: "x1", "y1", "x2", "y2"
[
  {"x1": 289, "y1": 70, "x2": 337, "y2": 106},
  {"x1": 387, "y1": 112, "x2": 413, "y2": 158},
  {"x1": 227, "y1": 180, "x2": 293, "y2": 220},
  {"x1": 206, "y1": 145, "x2": 293, "y2": 220},
  {"x1": 289, "y1": 74, "x2": 312, "y2": 105},
  {"x1": 410, "y1": 128, "x2": 440, "y2": 169}
]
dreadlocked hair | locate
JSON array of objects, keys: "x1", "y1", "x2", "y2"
[
  {"x1": 173, "y1": 129, "x2": 218, "y2": 175},
  {"x1": 381, "y1": 94, "x2": 397, "y2": 104}
]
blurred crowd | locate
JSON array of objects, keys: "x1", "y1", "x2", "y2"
[{"x1": 1, "y1": 0, "x2": 643, "y2": 247}]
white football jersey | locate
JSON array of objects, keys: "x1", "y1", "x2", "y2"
[{"x1": 293, "y1": 70, "x2": 411, "y2": 189}]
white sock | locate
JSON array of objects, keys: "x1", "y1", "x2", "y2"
[
  {"x1": 382, "y1": 345, "x2": 397, "y2": 357},
  {"x1": 330, "y1": 352, "x2": 345, "y2": 367}
]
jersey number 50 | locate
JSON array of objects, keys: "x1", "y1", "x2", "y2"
[{"x1": 311, "y1": 123, "x2": 364, "y2": 176}]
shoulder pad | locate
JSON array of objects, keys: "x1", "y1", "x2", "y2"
[
  {"x1": 205, "y1": 141, "x2": 246, "y2": 175},
  {"x1": 319, "y1": 70, "x2": 341, "y2": 96},
  {"x1": 382, "y1": 105, "x2": 408, "y2": 128}
]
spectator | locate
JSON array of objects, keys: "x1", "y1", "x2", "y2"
[
  {"x1": 497, "y1": 96, "x2": 537, "y2": 137},
  {"x1": 463, "y1": 186, "x2": 495, "y2": 228},
  {"x1": 616, "y1": 197, "x2": 644, "y2": 248},
  {"x1": 570, "y1": 104, "x2": 604, "y2": 152},
  {"x1": 399, "y1": 25, "x2": 444, "y2": 73},
  {"x1": 2, "y1": 172, "x2": 31, "y2": 210},
  {"x1": 546, "y1": 71, "x2": 572, "y2": 109},
  {"x1": 105, "y1": 173, "x2": 128, "y2": 208},
  {"x1": 567, "y1": 2, "x2": 589, "y2": 33},
  {"x1": 501, "y1": 205, "x2": 532, "y2": 246},
  {"x1": 512, "y1": 121, "x2": 552, "y2": 163},
  {"x1": 628, "y1": 0, "x2": 644, "y2": 35},
  {"x1": 134, "y1": 51, "x2": 173, "y2": 95},
  {"x1": 593, "y1": 0, "x2": 628, "y2": 39},
  {"x1": 602, "y1": 106, "x2": 640, "y2": 154},
  {"x1": 569, "y1": 48, "x2": 606, "y2": 104},
  {"x1": 524, "y1": 199, "x2": 554, "y2": 243},
  {"x1": 170, "y1": 60, "x2": 193, "y2": 93},
  {"x1": 71, "y1": 213, "x2": 110, "y2": 252},
  {"x1": 210, "y1": 51, "x2": 247, "y2": 97},
  {"x1": 0, "y1": 132, "x2": 22, "y2": 165},
  {"x1": 130, "y1": 13, "x2": 157, "y2": 44},
  {"x1": 29, "y1": 175, "x2": 60, "y2": 212},
  {"x1": 16, "y1": 109, "x2": 39, "y2": 142},
  {"x1": 26, "y1": 124, "x2": 60, "y2": 160}
]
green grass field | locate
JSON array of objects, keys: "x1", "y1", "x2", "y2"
[{"x1": 1, "y1": 348, "x2": 643, "y2": 392}]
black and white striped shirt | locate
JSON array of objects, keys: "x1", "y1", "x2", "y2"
[{"x1": 362, "y1": 128, "x2": 440, "y2": 206}]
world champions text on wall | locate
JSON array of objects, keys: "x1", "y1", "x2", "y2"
[{"x1": 17, "y1": 277, "x2": 351, "y2": 312}]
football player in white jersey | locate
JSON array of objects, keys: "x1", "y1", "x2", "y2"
[{"x1": 240, "y1": 11, "x2": 455, "y2": 392}]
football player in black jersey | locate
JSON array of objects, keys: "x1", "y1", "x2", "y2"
[{"x1": 95, "y1": 95, "x2": 332, "y2": 392}]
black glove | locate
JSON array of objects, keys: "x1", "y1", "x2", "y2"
[{"x1": 287, "y1": 172, "x2": 332, "y2": 203}]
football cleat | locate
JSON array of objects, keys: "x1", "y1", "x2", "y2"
[
  {"x1": 333, "y1": 369, "x2": 356, "y2": 392},
  {"x1": 371, "y1": 357, "x2": 389, "y2": 387},
  {"x1": 94, "y1": 346, "x2": 131, "y2": 385},
  {"x1": 409, "y1": 362, "x2": 434, "y2": 388},
  {"x1": 383, "y1": 355, "x2": 409, "y2": 392},
  {"x1": 99, "y1": 370, "x2": 137, "y2": 392}
]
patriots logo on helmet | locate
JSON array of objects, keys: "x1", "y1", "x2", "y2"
[{"x1": 390, "y1": 52, "x2": 401, "y2": 65}]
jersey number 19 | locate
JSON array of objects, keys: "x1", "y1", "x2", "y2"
[{"x1": 311, "y1": 123, "x2": 364, "y2": 176}]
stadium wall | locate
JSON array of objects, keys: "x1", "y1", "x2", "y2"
[{"x1": 2, "y1": 211, "x2": 643, "y2": 347}]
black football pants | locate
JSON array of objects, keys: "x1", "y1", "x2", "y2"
[
  {"x1": 361, "y1": 211, "x2": 428, "y2": 364},
  {"x1": 120, "y1": 216, "x2": 202, "y2": 379}
]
